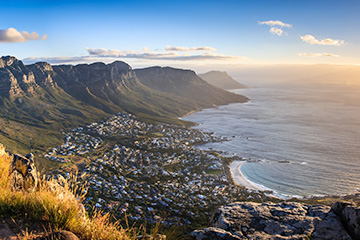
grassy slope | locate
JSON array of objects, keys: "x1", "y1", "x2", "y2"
[{"x1": 0, "y1": 87, "x2": 112, "y2": 171}]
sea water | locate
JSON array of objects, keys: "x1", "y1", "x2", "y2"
[{"x1": 183, "y1": 82, "x2": 360, "y2": 198}]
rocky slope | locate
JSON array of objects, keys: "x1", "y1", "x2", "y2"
[
  {"x1": 198, "y1": 71, "x2": 246, "y2": 90},
  {"x1": 192, "y1": 201, "x2": 360, "y2": 240}
]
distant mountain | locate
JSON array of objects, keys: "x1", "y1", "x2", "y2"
[
  {"x1": 135, "y1": 67, "x2": 247, "y2": 107},
  {"x1": 0, "y1": 56, "x2": 247, "y2": 155},
  {"x1": 198, "y1": 71, "x2": 246, "y2": 90}
]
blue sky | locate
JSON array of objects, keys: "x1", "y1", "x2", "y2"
[{"x1": 1, "y1": 0, "x2": 359, "y2": 70}]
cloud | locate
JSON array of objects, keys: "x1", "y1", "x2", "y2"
[
  {"x1": 0, "y1": 27, "x2": 47, "y2": 43},
  {"x1": 298, "y1": 52, "x2": 340, "y2": 57},
  {"x1": 258, "y1": 20, "x2": 291, "y2": 36},
  {"x1": 23, "y1": 46, "x2": 246, "y2": 65},
  {"x1": 86, "y1": 47, "x2": 244, "y2": 61},
  {"x1": 269, "y1": 27, "x2": 283, "y2": 36},
  {"x1": 258, "y1": 20, "x2": 292, "y2": 28},
  {"x1": 165, "y1": 46, "x2": 216, "y2": 52},
  {"x1": 300, "y1": 35, "x2": 344, "y2": 46},
  {"x1": 23, "y1": 56, "x2": 96, "y2": 64}
]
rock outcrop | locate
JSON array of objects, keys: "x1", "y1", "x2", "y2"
[
  {"x1": 0, "y1": 56, "x2": 39, "y2": 97},
  {"x1": 332, "y1": 201, "x2": 360, "y2": 240},
  {"x1": 192, "y1": 201, "x2": 352, "y2": 240},
  {"x1": 9, "y1": 153, "x2": 38, "y2": 192}
]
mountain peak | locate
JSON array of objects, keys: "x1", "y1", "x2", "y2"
[
  {"x1": 0, "y1": 56, "x2": 24, "y2": 68},
  {"x1": 109, "y1": 61, "x2": 132, "y2": 72}
]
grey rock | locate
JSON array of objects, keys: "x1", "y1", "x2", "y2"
[
  {"x1": 191, "y1": 227, "x2": 245, "y2": 240},
  {"x1": 312, "y1": 210, "x2": 351, "y2": 240},
  {"x1": 193, "y1": 201, "x2": 352, "y2": 240},
  {"x1": 9, "y1": 153, "x2": 38, "y2": 192},
  {"x1": 0, "y1": 221, "x2": 16, "y2": 239},
  {"x1": 137, "y1": 234, "x2": 167, "y2": 240},
  {"x1": 332, "y1": 201, "x2": 360, "y2": 240}
]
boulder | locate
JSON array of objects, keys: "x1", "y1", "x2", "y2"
[
  {"x1": 192, "y1": 202, "x2": 351, "y2": 240},
  {"x1": 191, "y1": 227, "x2": 245, "y2": 240},
  {"x1": 332, "y1": 201, "x2": 360, "y2": 240},
  {"x1": 137, "y1": 234, "x2": 167, "y2": 240},
  {"x1": 9, "y1": 153, "x2": 38, "y2": 192}
]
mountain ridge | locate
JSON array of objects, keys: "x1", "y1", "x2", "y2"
[{"x1": 0, "y1": 56, "x2": 247, "y2": 158}]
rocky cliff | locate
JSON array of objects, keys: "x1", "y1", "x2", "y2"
[
  {"x1": 0, "y1": 56, "x2": 39, "y2": 97},
  {"x1": 192, "y1": 201, "x2": 360, "y2": 240}
]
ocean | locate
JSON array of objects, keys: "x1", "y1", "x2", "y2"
[{"x1": 183, "y1": 82, "x2": 360, "y2": 198}]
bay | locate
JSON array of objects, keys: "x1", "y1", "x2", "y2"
[{"x1": 183, "y1": 82, "x2": 360, "y2": 198}]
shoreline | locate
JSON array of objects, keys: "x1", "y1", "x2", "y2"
[
  {"x1": 180, "y1": 88, "x2": 249, "y2": 119},
  {"x1": 229, "y1": 160, "x2": 265, "y2": 191}
]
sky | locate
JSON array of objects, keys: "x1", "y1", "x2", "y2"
[{"x1": 1, "y1": 0, "x2": 360, "y2": 72}]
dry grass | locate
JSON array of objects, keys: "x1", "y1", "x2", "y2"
[{"x1": 0, "y1": 144, "x2": 142, "y2": 240}]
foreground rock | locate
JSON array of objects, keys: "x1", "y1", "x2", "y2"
[
  {"x1": 332, "y1": 201, "x2": 360, "y2": 239},
  {"x1": 192, "y1": 201, "x2": 351, "y2": 240},
  {"x1": 9, "y1": 153, "x2": 38, "y2": 192}
]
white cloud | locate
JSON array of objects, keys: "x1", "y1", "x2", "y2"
[
  {"x1": 0, "y1": 27, "x2": 47, "y2": 43},
  {"x1": 86, "y1": 47, "x2": 243, "y2": 61},
  {"x1": 300, "y1": 35, "x2": 344, "y2": 46},
  {"x1": 165, "y1": 46, "x2": 216, "y2": 52},
  {"x1": 298, "y1": 52, "x2": 340, "y2": 57},
  {"x1": 23, "y1": 47, "x2": 246, "y2": 65},
  {"x1": 258, "y1": 20, "x2": 291, "y2": 36},
  {"x1": 269, "y1": 27, "x2": 283, "y2": 36},
  {"x1": 258, "y1": 20, "x2": 292, "y2": 28},
  {"x1": 23, "y1": 56, "x2": 98, "y2": 64}
]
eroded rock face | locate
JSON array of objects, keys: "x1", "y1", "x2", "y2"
[
  {"x1": 0, "y1": 56, "x2": 39, "y2": 97},
  {"x1": 9, "y1": 153, "x2": 38, "y2": 192},
  {"x1": 332, "y1": 201, "x2": 360, "y2": 239},
  {"x1": 192, "y1": 202, "x2": 351, "y2": 240}
]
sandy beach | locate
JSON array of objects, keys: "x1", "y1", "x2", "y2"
[{"x1": 229, "y1": 160, "x2": 264, "y2": 191}]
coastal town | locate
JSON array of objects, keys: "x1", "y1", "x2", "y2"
[{"x1": 48, "y1": 112, "x2": 272, "y2": 226}]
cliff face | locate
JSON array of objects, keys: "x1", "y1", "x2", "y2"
[
  {"x1": 27, "y1": 62, "x2": 57, "y2": 87},
  {"x1": 0, "y1": 56, "x2": 39, "y2": 97},
  {"x1": 52, "y1": 61, "x2": 141, "y2": 108}
]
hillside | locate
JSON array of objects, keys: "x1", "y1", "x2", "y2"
[
  {"x1": 0, "y1": 56, "x2": 247, "y2": 166},
  {"x1": 198, "y1": 70, "x2": 246, "y2": 90}
]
